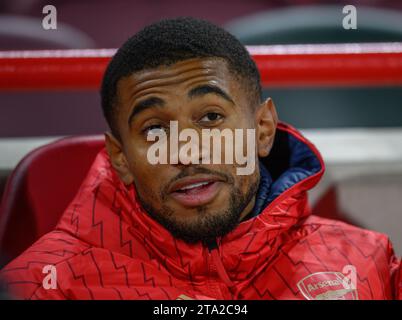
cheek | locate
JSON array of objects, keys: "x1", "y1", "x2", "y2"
[
  {"x1": 131, "y1": 166, "x2": 164, "y2": 209},
  {"x1": 126, "y1": 144, "x2": 164, "y2": 199},
  {"x1": 234, "y1": 166, "x2": 259, "y2": 193},
  {"x1": 216, "y1": 163, "x2": 252, "y2": 194}
]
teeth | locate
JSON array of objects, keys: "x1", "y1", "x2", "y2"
[{"x1": 179, "y1": 181, "x2": 210, "y2": 191}]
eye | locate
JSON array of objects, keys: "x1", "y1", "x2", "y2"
[
  {"x1": 143, "y1": 124, "x2": 168, "y2": 138},
  {"x1": 199, "y1": 112, "x2": 224, "y2": 124}
]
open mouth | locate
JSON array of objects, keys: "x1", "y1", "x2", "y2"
[
  {"x1": 175, "y1": 181, "x2": 214, "y2": 193},
  {"x1": 168, "y1": 176, "x2": 224, "y2": 207}
]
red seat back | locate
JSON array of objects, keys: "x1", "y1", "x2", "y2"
[{"x1": 0, "y1": 135, "x2": 104, "y2": 266}]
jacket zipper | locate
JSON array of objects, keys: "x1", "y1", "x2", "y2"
[{"x1": 206, "y1": 238, "x2": 236, "y2": 298}]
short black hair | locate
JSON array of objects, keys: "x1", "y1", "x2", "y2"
[{"x1": 101, "y1": 17, "x2": 262, "y2": 139}]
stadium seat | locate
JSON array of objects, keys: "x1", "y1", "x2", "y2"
[
  {"x1": 0, "y1": 135, "x2": 104, "y2": 267},
  {"x1": 0, "y1": 14, "x2": 96, "y2": 50},
  {"x1": 225, "y1": 5, "x2": 402, "y2": 129}
]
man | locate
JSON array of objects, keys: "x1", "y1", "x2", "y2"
[{"x1": 1, "y1": 17, "x2": 401, "y2": 300}]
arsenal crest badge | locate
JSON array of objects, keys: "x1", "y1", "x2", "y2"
[{"x1": 297, "y1": 270, "x2": 358, "y2": 300}]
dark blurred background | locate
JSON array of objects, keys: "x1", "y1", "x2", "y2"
[{"x1": 0, "y1": 0, "x2": 402, "y2": 137}]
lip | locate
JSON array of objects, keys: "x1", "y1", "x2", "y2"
[{"x1": 168, "y1": 175, "x2": 225, "y2": 207}]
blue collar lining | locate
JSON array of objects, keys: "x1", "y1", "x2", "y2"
[{"x1": 245, "y1": 133, "x2": 321, "y2": 220}]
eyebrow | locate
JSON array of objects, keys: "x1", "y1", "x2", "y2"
[
  {"x1": 188, "y1": 84, "x2": 235, "y2": 105},
  {"x1": 128, "y1": 96, "x2": 165, "y2": 126},
  {"x1": 127, "y1": 84, "x2": 235, "y2": 127}
]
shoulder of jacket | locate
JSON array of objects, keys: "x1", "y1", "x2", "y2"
[{"x1": 300, "y1": 215, "x2": 392, "y2": 249}]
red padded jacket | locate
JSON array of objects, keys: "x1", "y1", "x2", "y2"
[{"x1": 1, "y1": 123, "x2": 401, "y2": 300}]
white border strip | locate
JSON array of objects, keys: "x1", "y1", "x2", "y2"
[
  {"x1": 1, "y1": 43, "x2": 402, "y2": 59},
  {"x1": 247, "y1": 42, "x2": 402, "y2": 55},
  {"x1": 1, "y1": 128, "x2": 402, "y2": 170},
  {"x1": 0, "y1": 49, "x2": 117, "y2": 59}
]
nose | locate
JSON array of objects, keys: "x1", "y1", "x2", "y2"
[
  {"x1": 173, "y1": 131, "x2": 205, "y2": 166},
  {"x1": 169, "y1": 121, "x2": 209, "y2": 167}
]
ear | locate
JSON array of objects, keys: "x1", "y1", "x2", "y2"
[
  {"x1": 255, "y1": 97, "x2": 278, "y2": 158},
  {"x1": 104, "y1": 132, "x2": 134, "y2": 185}
]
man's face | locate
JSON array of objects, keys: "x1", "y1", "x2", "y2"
[{"x1": 106, "y1": 57, "x2": 277, "y2": 244}]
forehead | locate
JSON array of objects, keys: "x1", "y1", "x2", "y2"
[{"x1": 116, "y1": 57, "x2": 239, "y2": 104}]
